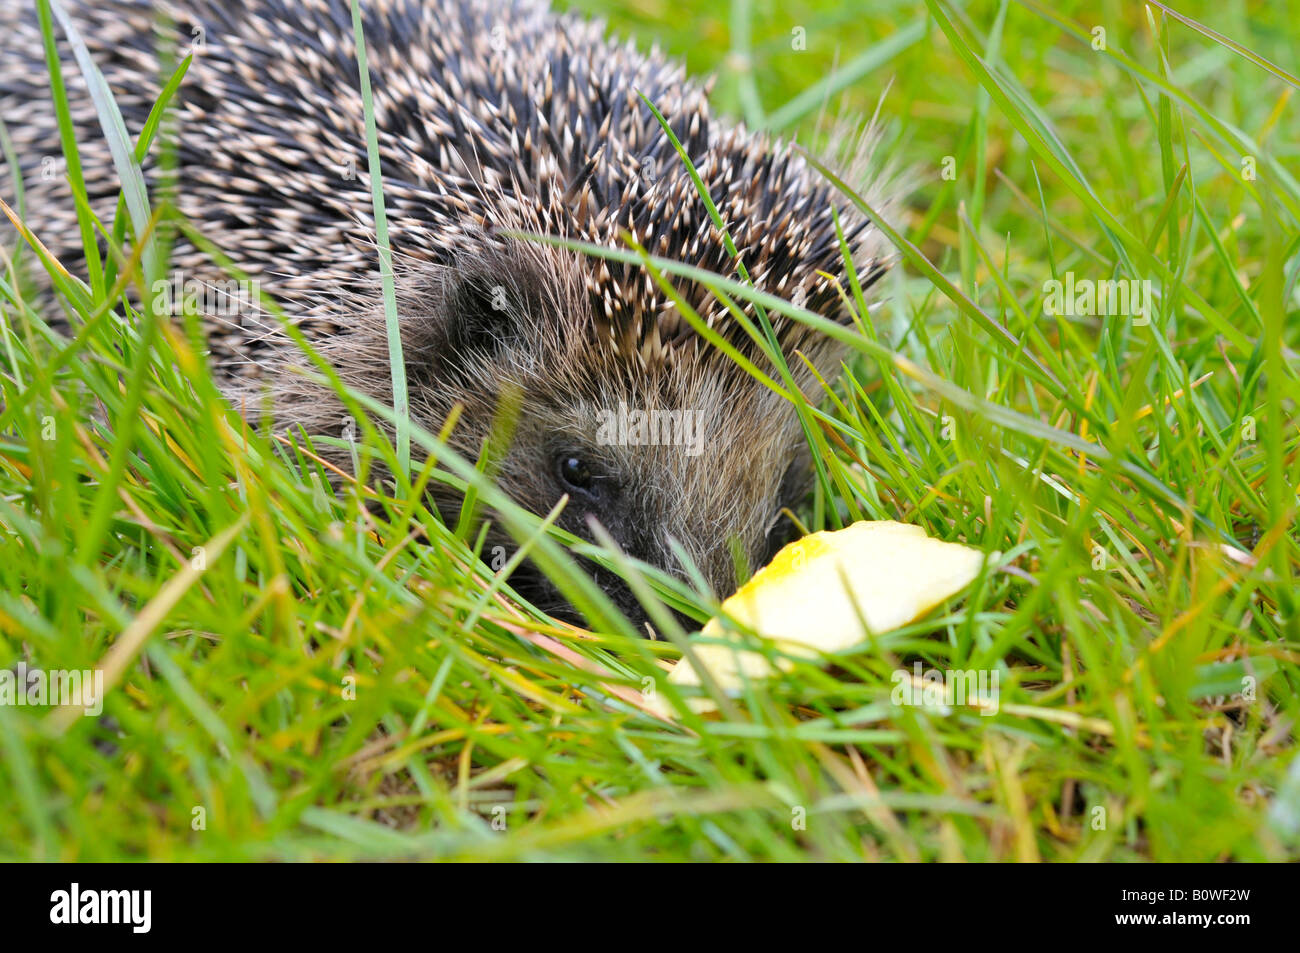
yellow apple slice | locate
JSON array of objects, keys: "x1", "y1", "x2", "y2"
[{"x1": 655, "y1": 520, "x2": 987, "y2": 715}]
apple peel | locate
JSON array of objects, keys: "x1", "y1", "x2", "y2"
[{"x1": 652, "y1": 520, "x2": 989, "y2": 716}]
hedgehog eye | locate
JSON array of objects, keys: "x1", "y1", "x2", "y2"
[{"x1": 555, "y1": 453, "x2": 595, "y2": 493}]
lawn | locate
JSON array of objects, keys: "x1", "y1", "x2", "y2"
[{"x1": 0, "y1": 0, "x2": 1297, "y2": 861}]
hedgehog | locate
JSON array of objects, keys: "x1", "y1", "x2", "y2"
[{"x1": 1, "y1": 0, "x2": 895, "y2": 627}]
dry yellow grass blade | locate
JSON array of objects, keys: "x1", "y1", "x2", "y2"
[
  {"x1": 0, "y1": 196, "x2": 76, "y2": 284},
  {"x1": 47, "y1": 515, "x2": 249, "y2": 732}
]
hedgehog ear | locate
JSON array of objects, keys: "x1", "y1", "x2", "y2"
[
  {"x1": 408, "y1": 244, "x2": 560, "y2": 373},
  {"x1": 441, "y1": 271, "x2": 526, "y2": 355},
  {"x1": 419, "y1": 254, "x2": 543, "y2": 366}
]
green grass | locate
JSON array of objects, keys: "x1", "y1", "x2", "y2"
[{"x1": 1, "y1": 0, "x2": 1297, "y2": 861}]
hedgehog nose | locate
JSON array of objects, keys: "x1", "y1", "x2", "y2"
[
  {"x1": 614, "y1": 591, "x2": 701, "y2": 640},
  {"x1": 762, "y1": 514, "x2": 802, "y2": 565}
]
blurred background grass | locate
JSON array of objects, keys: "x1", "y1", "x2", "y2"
[{"x1": 557, "y1": 0, "x2": 1297, "y2": 237}]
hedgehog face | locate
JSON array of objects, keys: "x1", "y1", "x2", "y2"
[
  {"x1": 272, "y1": 232, "x2": 854, "y2": 630},
  {"x1": 436, "y1": 298, "x2": 830, "y2": 628},
  {"x1": 265, "y1": 220, "x2": 861, "y2": 631},
  {"x1": 479, "y1": 393, "x2": 817, "y2": 628}
]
